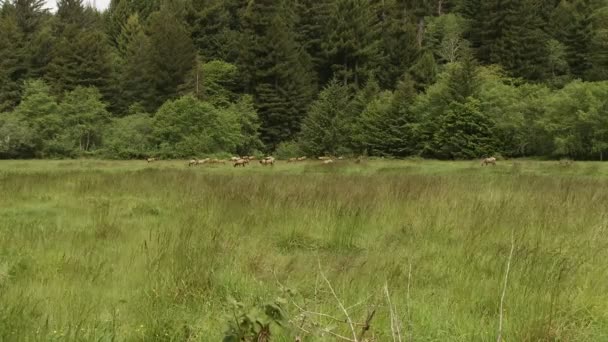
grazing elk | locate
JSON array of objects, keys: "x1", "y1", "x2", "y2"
[
  {"x1": 287, "y1": 158, "x2": 297, "y2": 163},
  {"x1": 323, "y1": 159, "x2": 334, "y2": 164},
  {"x1": 481, "y1": 157, "x2": 497, "y2": 166},
  {"x1": 234, "y1": 159, "x2": 248, "y2": 167},
  {"x1": 146, "y1": 157, "x2": 156, "y2": 163},
  {"x1": 318, "y1": 156, "x2": 331, "y2": 161},
  {"x1": 188, "y1": 159, "x2": 197, "y2": 167},
  {"x1": 259, "y1": 158, "x2": 274, "y2": 166},
  {"x1": 297, "y1": 156, "x2": 307, "y2": 161}
]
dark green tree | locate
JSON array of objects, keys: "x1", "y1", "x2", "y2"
[
  {"x1": 432, "y1": 97, "x2": 497, "y2": 159},
  {"x1": 145, "y1": 8, "x2": 196, "y2": 109},
  {"x1": 299, "y1": 80, "x2": 352, "y2": 156},
  {"x1": 237, "y1": 0, "x2": 316, "y2": 148},
  {"x1": 323, "y1": 0, "x2": 383, "y2": 88}
]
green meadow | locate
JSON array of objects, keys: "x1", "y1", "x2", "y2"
[{"x1": 1, "y1": 159, "x2": 607, "y2": 341}]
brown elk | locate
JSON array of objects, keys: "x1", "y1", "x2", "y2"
[
  {"x1": 297, "y1": 156, "x2": 307, "y2": 161},
  {"x1": 287, "y1": 158, "x2": 297, "y2": 163},
  {"x1": 234, "y1": 159, "x2": 248, "y2": 167},
  {"x1": 146, "y1": 157, "x2": 156, "y2": 163}
]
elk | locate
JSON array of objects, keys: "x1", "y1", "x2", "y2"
[
  {"x1": 287, "y1": 158, "x2": 297, "y2": 163},
  {"x1": 197, "y1": 158, "x2": 210, "y2": 165},
  {"x1": 188, "y1": 159, "x2": 198, "y2": 167},
  {"x1": 259, "y1": 158, "x2": 274, "y2": 166},
  {"x1": 234, "y1": 159, "x2": 248, "y2": 167},
  {"x1": 146, "y1": 157, "x2": 156, "y2": 163},
  {"x1": 481, "y1": 157, "x2": 497, "y2": 166},
  {"x1": 297, "y1": 156, "x2": 307, "y2": 161},
  {"x1": 323, "y1": 159, "x2": 334, "y2": 164}
]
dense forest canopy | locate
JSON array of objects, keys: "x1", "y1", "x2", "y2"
[{"x1": 1, "y1": 0, "x2": 607, "y2": 159}]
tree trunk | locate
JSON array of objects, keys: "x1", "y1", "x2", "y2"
[
  {"x1": 417, "y1": 18, "x2": 425, "y2": 49},
  {"x1": 344, "y1": 55, "x2": 348, "y2": 86},
  {"x1": 438, "y1": 0, "x2": 443, "y2": 15}
]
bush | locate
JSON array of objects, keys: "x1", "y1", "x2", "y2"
[{"x1": 275, "y1": 141, "x2": 302, "y2": 159}]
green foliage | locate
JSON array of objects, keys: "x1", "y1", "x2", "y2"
[
  {"x1": 12, "y1": 79, "x2": 61, "y2": 155},
  {"x1": 180, "y1": 59, "x2": 239, "y2": 107},
  {"x1": 1, "y1": 0, "x2": 608, "y2": 159},
  {"x1": 0, "y1": 14, "x2": 24, "y2": 112},
  {"x1": 0, "y1": 112, "x2": 36, "y2": 158},
  {"x1": 542, "y1": 81, "x2": 608, "y2": 159},
  {"x1": 145, "y1": 8, "x2": 196, "y2": 109},
  {"x1": 57, "y1": 87, "x2": 110, "y2": 154},
  {"x1": 432, "y1": 97, "x2": 497, "y2": 159},
  {"x1": 299, "y1": 80, "x2": 352, "y2": 156},
  {"x1": 222, "y1": 296, "x2": 287, "y2": 342},
  {"x1": 231, "y1": 95, "x2": 263, "y2": 156},
  {"x1": 103, "y1": 113, "x2": 153, "y2": 159},
  {"x1": 237, "y1": 0, "x2": 316, "y2": 148},
  {"x1": 323, "y1": 0, "x2": 382, "y2": 88},
  {"x1": 152, "y1": 95, "x2": 241, "y2": 157},
  {"x1": 357, "y1": 75, "x2": 422, "y2": 156},
  {"x1": 274, "y1": 140, "x2": 302, "y2": 159}
]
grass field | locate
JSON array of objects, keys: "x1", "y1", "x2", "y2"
[{"x1": 1, "y1": 159, "x2": 607, "y2": 341}]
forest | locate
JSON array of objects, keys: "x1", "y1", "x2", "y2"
[{"x1": 1, "y1": 0, "x2": 608, "y2": 160}]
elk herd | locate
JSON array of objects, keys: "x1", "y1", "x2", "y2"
[{"x1": 145, "y1": 155, "x2": 502, "y2": 167}]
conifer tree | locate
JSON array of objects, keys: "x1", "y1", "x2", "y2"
[
  {"x1": 237, "y1": 0, "x2": 316, "y2": 148},
  {"x1": 145, "y1": 8, "x2": 196, "y2": 109},
  {"x1": 323, "y1": 0, "x2": 383, "y2": 88}
]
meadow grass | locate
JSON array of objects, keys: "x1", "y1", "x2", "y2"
[{"x1": 1, "y1": 159, "x2": 607, "y2": 341}]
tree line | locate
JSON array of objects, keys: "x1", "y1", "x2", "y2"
[{"x1": 1, "y1": 0, "x2": 607, "y2": 160}]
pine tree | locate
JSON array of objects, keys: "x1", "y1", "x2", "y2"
[
  {"x1": 105, "y1": 0, "x2": 160, "y2": 46},
  {"x1": 433, "y1": 97, "x2": 497, "y2": 159},
  {"x1": 13, "y1": 0, "x2": 47, "y2": 36},
  {"x1": 299, "y1": 79, "x2": 352, "y2": 156},
  {"x1": 357, "y1": 75, "x2": 421, "y2": 156},
  {"x1": 116, "y1": 13, "x2": 155, "y2": 112},
  {"x1": 0, "y1": 14, "x2": 24, "y2": 111},
  {"x1": 46, "y1": 27, "x2": 115, "y2": 101},
  {"x1": 323, "y1": 0, "x2": 383, "y2": 88},
  {"x1": 145, "y1": 8, "x2": 196, "y2": 109},
  {"x1": 190, "y1": 0, "x2": 241, "y2": 61},
  {"x1": 237, "y1": 0, "x2": 316, "y2": 148},
  {"x1": 376, "y1": 0, "x2": 420, "y2": 88}
]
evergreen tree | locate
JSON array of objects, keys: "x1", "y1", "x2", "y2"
[
  {"x1": 190, "y1": 0, "x2": 241, "y2": 61},
  {"x1": 13, "y1": 0, "x2": 47, "y2": 36},
  {"x1": 376, "y1": 0, "x2": 420, "y2": 88},
  {"x1": 323, "y1": 0, "x2": 383, "y2": 88},
  {"x1": 145, "y1": 8, "x2": 196, "y2": 109},
  {"x1": 237, "y1": 0, "x2": 316, "y2": 148},
  {"x1": 299, "y1": 80, "x2": 352, "y2": 156},
  {"x1": 0, "y1": 14, "x2": 24, "y2": 111},
  {"x1": 115, "y1": 13, "x2": 155, "y2": 112},
  {"x1": 46, "y1": 27, "x2": 115, "y2": 100},
  {"x1": 550, "y1": 0, "x2": 594, "y2": 79},
  {"x1": 105, "y1": 0, "x2": 159, "y2": 46},
  {"x1": 357, "y1": 75, "x2": 421, "y2": 156},
  {"x1": 433, "y1": 97, "x2": 497, "y2": 159}
]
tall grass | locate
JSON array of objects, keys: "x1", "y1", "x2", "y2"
[{"x1": 0, "y1": 160, "x2": 607, "y2": 341}]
